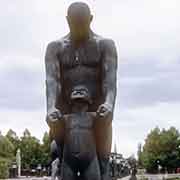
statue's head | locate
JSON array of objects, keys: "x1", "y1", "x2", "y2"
[
  {"x1": 66, "y1": 2, "x2": 93, "y2": 41},
  {"x1": 70, "y1": 85, "x2": 92, "y2": 105}
]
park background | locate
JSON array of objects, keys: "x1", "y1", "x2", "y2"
[{"x1": 0, "y1": 0, "x2": 180, "y2": 163}]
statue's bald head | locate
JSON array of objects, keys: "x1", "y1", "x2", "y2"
[
  {"x1": 66, "y1": 2, "x2": 93, "y2": 42},
  {"x1": 67, "y1": 2, "x2": 91, "y2": 18}
]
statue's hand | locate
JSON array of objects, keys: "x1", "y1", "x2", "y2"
[
  {"x1": 46, "y1": 108, "x2": 62, "y2": 126},
  {"x1": 97, "y1": 103, "x2": 112, "y2": 118}
]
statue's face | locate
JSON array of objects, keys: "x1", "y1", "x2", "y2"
[
  {"x1": 71, "y1": 85, "x2": 90, "y2": 102},
  {"x1": 67, "y1": 14, "x2": 93, "y2": 41}
]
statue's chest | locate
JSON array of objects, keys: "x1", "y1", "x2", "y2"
[
  {"x1": 60, "y1": 41, "x2": 101, "y2": 69},
  {"x1": 65, "y1": 113, "x2": 94, "y2": 130}
]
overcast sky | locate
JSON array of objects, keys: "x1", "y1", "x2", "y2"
[{"x1": 0, "y1": 0, "x2": 180, "y2": 158}]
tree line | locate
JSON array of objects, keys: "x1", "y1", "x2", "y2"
[
  {"x1": 1, "y1": 126, "x2": 180, "y2": 176},
  {"x1": 0, "y1": 129, "x2": 51, "y2": 171}
]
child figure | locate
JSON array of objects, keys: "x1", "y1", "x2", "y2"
[{"x1": 61, "y1": 85, "x2": 101, "y2": 180}]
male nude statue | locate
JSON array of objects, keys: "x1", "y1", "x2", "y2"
[
  {"x1": 62, "y1": 85, "x2": 101, "y2": 180},
  {"x1": 45, "y1": 2, "x2": 117, "y2": 180}
]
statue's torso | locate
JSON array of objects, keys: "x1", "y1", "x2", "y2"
[
  {"x1": 63, "y1": 112, "x2": 96, "y2": 159},
  {"x1": 56, "y1": 34, "x2": 104, "y2": 113}
]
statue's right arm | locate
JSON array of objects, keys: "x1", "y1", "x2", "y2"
[{"x1": 45, "y1": 41, "x2": 62, "y2": 124}]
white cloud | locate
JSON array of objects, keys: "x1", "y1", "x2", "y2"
[
  {"x1": 113, "y1": 102, "x2": 180, "y2": 158},
  {"x1": 0, "y1": 109, "x2": 48, "y2": 140}
]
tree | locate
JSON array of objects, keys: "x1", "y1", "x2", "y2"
[
  {"x1": 0, "y1": 129, "x2": 52, "y2": 170},
  {"x1": 6, "y1": 129, "x2": 20, "y2": 154},
  {"x1": 23, "y1": 128, "x2": 31, "y2": 138},
  {"x1": 141, "y1": 126, "x2": 180, "y2": 173},
  {"x1": 0, "y1": 134, "x2": 14, "y2": 179},
  {"x1": 0, "y1": 134, "x2": 14, "y2": 159},
  {"x1": 20, "y1": 129, "x2": 42, "y2": 169}
]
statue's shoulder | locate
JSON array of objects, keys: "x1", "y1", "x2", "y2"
[
  {"x1": 92, "y1": 32, "x2": 116, "y2": 51},
  {"x1": 46, "y1": 34, "x2": 70, "y2": 53}
]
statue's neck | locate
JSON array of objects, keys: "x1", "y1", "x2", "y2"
[{"x1": 70, "y1": 29, "x2": 92, "y2": 47}]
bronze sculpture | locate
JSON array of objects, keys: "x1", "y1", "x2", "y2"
[
  {"x1": 62, "y1": 85, "x2": 101, "y2": 180},
  {"x1": 45, "y1": 2, "x2": 117, "y2": 180}
]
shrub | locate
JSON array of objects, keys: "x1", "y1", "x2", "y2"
[{"x1": 0, "y1": 158, "x2": 10, "y2": 179}]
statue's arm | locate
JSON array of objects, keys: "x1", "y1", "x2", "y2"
[
  {"x1": 45, "y1": 41, "x2": 62, "y2": 122},
  {"x1": 101, "y1": 39, "x2": 118, "y2": 110}
]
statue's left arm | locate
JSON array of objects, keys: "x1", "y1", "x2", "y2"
[{"x1": 97, "y1": 39, "x2": 118, "y2": 117}]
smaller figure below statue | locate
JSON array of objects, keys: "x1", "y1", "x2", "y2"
[{"x1": 61, "y1": 85, "x2": 101, "y2": 180}]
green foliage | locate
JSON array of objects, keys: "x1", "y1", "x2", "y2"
[
  {"x1": 16, "y1": 129, "x2": 50, "y2": 169},
  {"x1": 0, "y1": 129, "x2": 51, "y2": 177},
  {"x1": 141, "y1": 126, "x2": 180, "y2": 173},
  {"x1": 0, "y1": 134, "x2": 14, "y2": 159},
  {"x1": 6, "y1": 129, "x2": 20, "y2": 155},
  {"x1": 0, "y1": 134, "x2": 15, "y2": 178},
  {"x1": 20, "y1": 129, "x2": 42, "y2": 169},
  {"x1": 0, "y1": 157, "x2": 11, "y2": 179}
]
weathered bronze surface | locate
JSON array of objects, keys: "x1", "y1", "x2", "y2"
[{"x1": 45, "y1": 2, "x2": 117, "y2": 180}]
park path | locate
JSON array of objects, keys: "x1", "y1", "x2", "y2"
[
  {"x1": 5, "y1": 177, "x2": 50, "y2": 180},
  {"x1": 138, "y1": 173, "x2": 180, "y2": 180},
  {"x1": 6, "y1": 176, "x2": 131, "y2": 180},
  {"x1": 6, "y1": 174, "x2": 180, "y2": 180},
  {"x1": 119, "y1": 173, "x2": 180, "y2": 179},
  {"x1": 118, "y1": 176, "x2": 130, "y2": 180}
]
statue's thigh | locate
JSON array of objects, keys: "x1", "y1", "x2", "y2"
[
  {"x1": 83, "y1": 157, "x2": 101, "y2": 180},
  {"x1": 61, "y1": 161, "x2": 75, "y2": 180},
  {"x1": 95, "y1": 117, "x2": 112, "y2": 157}
]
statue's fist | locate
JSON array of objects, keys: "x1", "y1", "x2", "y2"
[
  {"x1": 46, "y1": 108, "x2": 62, "y2": 126},
  {"x1": 97, "y1": 103, "x2": 112, "y2": 118}
]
